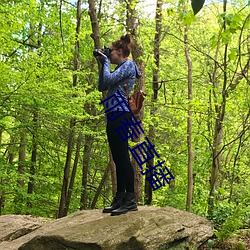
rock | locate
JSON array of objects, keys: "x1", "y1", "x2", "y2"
[
  {"x1": 0, "y1": 206, "x2": 214, "y2": 250},
  {"x1": 0, "y1": 214, "x2": 49, "y2": 243}
]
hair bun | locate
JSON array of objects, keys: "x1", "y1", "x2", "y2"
[{"x1": 120, "y1": 34, "x2": 131, "y2": 45}]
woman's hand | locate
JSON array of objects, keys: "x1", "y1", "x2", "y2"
[{"x1": 96, "y1": 51, "x2": 108, "y2": 64}]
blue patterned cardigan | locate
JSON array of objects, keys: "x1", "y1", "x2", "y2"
[{"x1": 98, "y1": 58, "x2": 142, "y2": 113}]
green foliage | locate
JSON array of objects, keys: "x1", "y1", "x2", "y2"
[
  {"x1": 238, "y1": 241, "x2": 245, "y2": 250},
  {"x1": 210, "y1": 200, "x2": 235, "y2": 226},
  {"x1": 0, "y1": 0, "x2": 249, "y2": 236},
  {"x1": 214, "y1": 204, "x2": 250, "y2": 240}
]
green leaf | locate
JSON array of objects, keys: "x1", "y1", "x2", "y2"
[
  {"x1": 228, "y1": 48, "x2": 238, "y2": 61},
  {"x1": 221, "y1": 29, "x2": 232, "y2": 44},
  {"x1": 191, "y1": 0, "x2": 205, "y2": 15},
  {"x1": 181, "y1": 10, "x2": 196, "y2": 26}
]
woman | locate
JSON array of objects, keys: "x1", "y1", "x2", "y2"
[{"x1": 96, "y1": 34, "x2": 142, "y2": 216}]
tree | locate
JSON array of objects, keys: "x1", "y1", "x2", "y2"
[
  {"x1": 58, "y1": 0, "x2": 82, "y2": 218},
  {"x1": 208, "y1": 0, "x2": 250, "y2": 216},
  {"x1": 184, "y1": 23, "x2": 194, "y2": 212},
  {"x1": 126, "y1": 0, "x2": 145, "y2": 202},
  {"x1": 144, "y1": 0, "x2": 163, "y2": 205}
]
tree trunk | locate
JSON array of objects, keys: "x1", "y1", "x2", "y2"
[
  {"x1": 91, "y1": 163, "x2": 110, "y2": 209},
  {"x1": 58, "y1": 0, "x2": 81, "y2": 218},
  {"x1": 80, "y1": 135, "x2": 93, "y2": 210},
  {"x1": 208, "y1": 0, "x2": 227, "y2": 216},
  {"x1": 15, "y1": 134, "x2": 27, "y2": 214},
  {"x1": 87, "y1": 0, "x2": 116, "y2": 199},
  {"x1": 126, "y1": 0, "x2": 145, "y2": 203},
  {"x1": 18, "y1": 135, "x2": 26, "y2": 187},
  {"x1": 27, "y1": 6, "x2": 43, "y2": 206},
  {"x1": 0, "y1": 129, "x2": 2, "y2": 148},
  {"x1": 2, "y1": 137, "x2": 16, "y2": 214},
  {"x1": 58, "y1": 119, "x2": 75, "y2": 218},
  {"x1": 184, "y1": 25, "x2": 193, "y2": 212},
  {"x1": 27, "y1": 110, "x2": 38, "y2": 208},
  {"x1": 144, "y1": 0, "x2": 163, "y2": 205},
  {"x1": 0, "y1": 193, "x2": 4, "y2": 215},
  {"x1": 87, "y1": 0, "x2": 101, "y2": 49},
  {"x1": 0, "y1": 127, "x2": 4, "y2": 213},
  {"x1": 64, "y1": 133, "x2": 82, "y2": 215},
  {"x1": 7, "y1": 137, "x2": 15, "y2": 164},
  {"x1": 0, "y1": 129, "x2": 4, "y2": 214},
  {"x1": 229, "y1": 33, "x2": 250, "y2": 201},
  {"x1": 72, "y1": 0, "x2": 81, "y2": 87}
]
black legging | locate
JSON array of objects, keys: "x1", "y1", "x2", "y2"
[{"x1": 106, "y1": 111, "x2": 134, "y2": 192}]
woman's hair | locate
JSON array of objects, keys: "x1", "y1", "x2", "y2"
[{"x1": 112, "y1": 34, "x2": 131, "y2": 57}]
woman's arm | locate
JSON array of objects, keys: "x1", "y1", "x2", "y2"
[
  {"x1": 98, "y1": 65, "x2": 108, "y2": 91},
  {"x1": 102, "y1": 59, "x2": 133, "y2": 88}
]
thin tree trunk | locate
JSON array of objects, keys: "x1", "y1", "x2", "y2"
[
  {"x1": 58, "y1": 119, "x2": 75, "y2": 218},
  {"x1": 15, "y1": 135, "x2": 27, "y2": 214},
  {"x1": 72, "y1": 0, "x2": 81, "y2": 88},
  {"x1": 0, "y1": 127, "x2": 4, "y2": 213},
  {"x1": 58, "y1": 0, "x2": 81, "y2": 218},
  {"x1": 27, "y1": 109, "x2": 38, "y2": 209},
  {"x1": 27, "y1": 5, "x2": 43, "y2": 205},
  {"x1": 169, "y1": 93, "x2": 176, "y2": 190},
  {"x1": 63, "y1": 0, "x2": 82, "y2": 217},
  {"x1": 28, "y1": 131, "x2": 36, "y2": 193},
  {"x1": 208, "y1": 0, "x2": 227, "y2": 216},
  {"x1": 229, "y1": 136, "x2": 242, "y2": 202},
  {"x1": 228, "y1": 31, "x2": 250, "y2": 202},
  {"x1": 144, "y1": 0, "x2": 163, "y2": 205},
  {"x1": 88, "y1": 0, "x2": 101, "y2": 49},
  {"x1": 80, "y1": 135, "x2": 93, "y2": 210},
  {"x1": 126, "y1": 0, "x2": 145, "y2": 203},
  {"x1": 0, "y1": 129, "x2": 6, "y2": 214},
  {"x1": 7, "y1": 137, "x2": 15, "y2": 164},
  {"x1": 0, "y1": 129, "x2": 2, "y2": 148},
  {"x1": 91, "y1": 163, "x2": 110, "y2": 209},
  {"x1": 27, "y1": 21, "x2": 36, "y2": 204},
  {"x1": 19, "y1": 18, "x2": 35, "y2": 191},
  {"x1": 88, "y1": 0, "x2": 117, "y2": 199},
  {"x1": 64, "y1": 133, "x2": 82, "y2": 215},
  {"x1": 0, "y1": 193, "x2": 4, "y2": 215},
  {"x1": 184, "y1": 25, "x2": 193, "y2": 212},
  {"x1": 18, "y1": 135, "x2": 26, "y2": 187}
]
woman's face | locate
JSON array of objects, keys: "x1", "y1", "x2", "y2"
[{"x1": 109, "y1": 46, "x2": 124, "y2": 65}]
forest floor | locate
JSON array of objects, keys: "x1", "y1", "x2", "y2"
[{"x1": 200, "y1": 229, "x2": 250, "y2": 249}]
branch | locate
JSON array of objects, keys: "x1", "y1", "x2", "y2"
[
  {"x1": 164, "y1": 31, "x2": 224, "y2": 72},
  {"x1": 0, "y1": 70, "x2": 36, "y2": 107},
  {"x1": 2, "y1": 32, "x2": 36, "y2": 57},
  {"x1": 62, "y1": 0, "x2": 76, "y2": 7},
  {"x1": 228, "y1": 57, "x2": 250, "y2": 92},
  {"x1": 214, "y1": 108, "x2": 250, "y2": 159},
  {"x1": 59, "y1": 0, "x2": 65, "y2": 53},
  {"x1": 12, "y1": 39, "x2": 41, "y2": 49},
  {"x1": 230, "y1": 14, "x2": 250, "y2": 86}
]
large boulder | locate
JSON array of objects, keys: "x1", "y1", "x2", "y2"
[
  {"x1": 0, "y1": 214, "x2": 49, "y2": 243},
  {"x1": 0, "y1": 206, "x2": 214, "y2": 250}
]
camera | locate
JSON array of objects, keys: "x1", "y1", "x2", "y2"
[{"x1": 93, "y1": 46, "x2": 111, "y2": 58}]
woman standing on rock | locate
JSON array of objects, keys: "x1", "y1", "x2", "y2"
[{"x1": 95, "y1": 34, "x2": 141, "y2": 216}]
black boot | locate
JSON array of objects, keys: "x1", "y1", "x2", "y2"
[
  {"x1": 102, "y1": 192, "x2": 125, "y2": 213},
  {"x1": 111, "y1": 192, "x2": 138, "y2": 216}
]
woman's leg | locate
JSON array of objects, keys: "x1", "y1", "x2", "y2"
[{"x1": 106, "y1": 112, "x2": 134, "y2": 192}]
